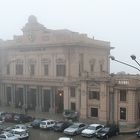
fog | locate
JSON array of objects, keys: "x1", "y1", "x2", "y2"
[{"x1": 0, "y1": 0, "x2": 140, "y2": 74}]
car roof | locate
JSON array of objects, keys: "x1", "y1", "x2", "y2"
[
  {"x1": 42, "y1": 119, "x2": 55, "y2": 122},
  {"x1": 73, "y1": 122, "x2": 85, "y2": 125},
  {"x1": 58, "y1": 137, "x2": 73, "y2": 140},
  {"x1": 89, "y1": 124, "x2": 102, "y2": 127},
  {"x1": 12, "y1": 128, "x2": 26, "y2": 132}
]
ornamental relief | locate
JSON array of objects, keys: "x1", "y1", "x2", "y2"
[
  {"x1": 28, "y1": 59, "x2": 36, "y2": 64},
  {"x1": 56, "y1": 58, "x2": 66, "y2": 64},
  {"x1": 41, "y1": 58, "x2": 51, "y2": 63}
]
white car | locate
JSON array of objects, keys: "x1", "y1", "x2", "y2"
[
  {"x1": 0, "y1": 132, "x2": 19, "y2": 140},
  {"x1": 58, "y1": 137, "x2": 73, "y2": 140},
  {"x1": 81, "y1": 124, "x2": 104, "y2": 137},
  {"x1": 12, "y1": 124, "x2": 29, "y2": 133},
  {"x1": 40, "y1": 119, "x2": 55, "y2": 129},
  {"x1": 10, "y1": 129, "x2": 29, "y2": 140},
  {"x1": 5, "y1": 124, "x2": 29, "y2": 133},
  {"x1": 64, "y1": 123, "x2": 87, "y2": 136}
]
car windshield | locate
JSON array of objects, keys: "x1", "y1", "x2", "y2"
[
  {"x1": 40, "y1": 122, "x2": 46, "y2": 125},
  {"x1": 7, "y1": 133, "x2": 14, "y2": 138},
  {"x1": 87, "y1": 126, "x2": 96, "y2": 130},
  {"x1": 14, "y1": 131, "x2": 26, "y2": 135},
  {"x1": 101, "y1": 128, "x2": 110, "y2": 133},
  {"x1": 34, "y1": 119, "x2": 40, "y2": 123},
  {"x1": 69, "y1": 124, "x2": 78, "y2": 128},
  {"x1": 14, "y1": 115, "x2": 20, "y2": 118},
  {"x1": 56, "y1": 123, "x2": 63, "y2": 126}
]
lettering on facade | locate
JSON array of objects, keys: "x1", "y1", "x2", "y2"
[{"x1": 118, "y1": 80, "x2": 129, "y2": 85}]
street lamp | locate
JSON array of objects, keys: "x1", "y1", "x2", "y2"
[
  {"x1": 109, "y1": 55, "x2": 140, "y2": 72},
  {"x1": 130, "y1": 54, "x2": 140, "y2": 67}
]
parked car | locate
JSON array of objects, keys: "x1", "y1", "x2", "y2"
[
  {"x1": 0, "y1": 112, "x2": 5, "y2": 124},
  {"x1": 136, "y1": 129, "x2": 140, "y2": 137},
  {"x1": 54, "y1": 121, "x2": 73, "y2": 132},
  {"x1": 14, "y1": 114, "x2": 33, "y2": 123},
  {"x1": 10, "y1": 129, "x2": 29, "y2": 140},
  {"x1": 95, "y1": 125, "x2": 119, "y2": 139},
  {"x1": 0, "y1": 125, "x2": 5, "y2": 133},
  {"x1": 12, "y1": 124, "x2": 29, "y2": 133},
  {"x1": 0, "y1": 132, "x2": 19, "y2": 140},
  {"x1": 63, "y1": 110, "x2": 79, "y2": 121},
  {"x1": 4, "y1": 113, "x2": 16, "y2": 122},
  {"x1": 31, "y1": 118, "x2": 46, "y2": 128},
  {"x1": 58, "y1": 137, "x2": 73, "y2": 140},
  {"x1": 81, "y1": 124, "x2": 104, "y2": 138},
  {"x1": 40, "y1": 120, "x2": 56, "y2": 129},
  {"x1": 4, "y1": 124, "x2": 29, "y2": 134},
  {"x1": 64, "y1": 123, "x2": 87, "y2": 136}
]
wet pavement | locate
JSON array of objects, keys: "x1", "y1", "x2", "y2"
[{"x1": 29, "y1": 128, "x2": 137, "y2": 140}]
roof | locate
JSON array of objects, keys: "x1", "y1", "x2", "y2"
[{"x1": 89, "y1": 124, "x2": 102, "y2": 127}]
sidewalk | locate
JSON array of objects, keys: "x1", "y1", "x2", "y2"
[
  {"x1": 0, "y1": 106, "x2": 63, "y2": 121},
  {"x1": 0, "y1": 106, "x2": 138, "y2": 134}
]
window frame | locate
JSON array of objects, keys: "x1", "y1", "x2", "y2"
[
  {"x1": 120, "y1": 107, "x2": 126, "y2": 120},
  {"x1": 91, "y1": 107, "x2": 98, "y2": 117},
  {"x1": 89, "y1": 91, "x2": 100, "y2": 100},
  {"x1": 120, "y1": 89, "x2": 127, "y2": 102},
  {"x1": 56, "y1": 64, "x2": 66, "y2": 77}
]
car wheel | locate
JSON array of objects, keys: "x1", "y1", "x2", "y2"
[
  {"x1": 106, "y1": 135, "x2": 109, "y2": 139},
  {"x1": 116, "y1": 131, "x2": 119, "y2": 135},
  {"x1": 74, "y1": 132, "x2": 77, "y2": 135}
]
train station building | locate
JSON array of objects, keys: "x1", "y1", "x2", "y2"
[{"x1": 0, "y1": 15, "x2": 140, "y2": 128}]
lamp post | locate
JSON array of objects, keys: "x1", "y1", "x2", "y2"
[
  {"x1": 109, "y1": 55, "x2": 140, "y2": 72},
  {"x1": 130, "y1": 54, "x2": 140, "y2": 67}
]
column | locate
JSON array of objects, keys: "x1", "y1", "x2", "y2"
[
  {"x1": 80, "y1": 80, "x2": 88, "y2": 119},
  {"x1": 99, "y1": 82, "x2": 108, "y2": 124},
  {"x1": 38, "y1": 86, "x2": 42, "y2": 112},
  {"x1": 63, "y1": 86, "x2": 69, "y2": 110},
  {"x1": 11, "y1": 84, "x2": 16, "y2": 107}
]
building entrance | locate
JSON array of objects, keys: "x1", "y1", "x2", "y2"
[
  {"x1": 27, "y1": 89, "x2": 36, "y2": 110},
  {"x1": 43, "y1": 89, "x2": 51, "y2": 112},
  {"x1": 55, "y1": 89, "x2": 64, "y2": 113},
  {"x1": 15, "y1": 88, "x2": 23, "y2": 108}
]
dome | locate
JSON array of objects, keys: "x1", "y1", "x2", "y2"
[{"x1": 28, "y1": 15, "x2": 37, "y2": 24}]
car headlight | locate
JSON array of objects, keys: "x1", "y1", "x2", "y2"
[{"x1": 102, "y1": 133, "x2": 106, "y2": 136}]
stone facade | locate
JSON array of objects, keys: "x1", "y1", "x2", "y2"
[{"x1": 0, "y1": 15, "x2": 140, "y2": 128}]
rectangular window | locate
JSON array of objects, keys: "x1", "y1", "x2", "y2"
[
  {"x1": 91, "y1": 108, "x2": 98, "y2": 117},
  {"x1": 71, "y1": 102, "x2": 76, "y2": 111},
  {"x1": 44, "y1": 64, "x2": 49, "y2": 76},
  {"x1": 89, "y1": 91, "x2": 100, "y2": 100},
  {"x1": 90, "y1": 64, "x2": 94, "y2": 72},
  {"x1": 56, "y1": 64, "x2": 66, "y2": 76},
  {"x1": 16, "y1": 64, "x2": 23, "y2": 75},
  {"x1": 120, "y1": 90, "x2": 126, "y2": 101},
  {"x1": 30, "y1": 64, "x2": 35, "y2": 76},
  {"x1": 7, "y1": 64, "x2": 10, "y2": 75},
  {"x1": 120, "y1": 107, "x2": 126, "y2": 120},
  {"x1": 70, "y1": 87, "x2": 75, "y2": 97}
]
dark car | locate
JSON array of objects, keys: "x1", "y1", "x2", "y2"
[
  {"x1": 95, "y1": 125, "x2": 119, "y2": 139},
  {"x1": 136, "y1": 129, "x2": 140, "y2": 137},
  {"x1": 14, "y1": 114, "x2": 33, "y2": 123},
  {"x1": 53, "y1": 121, "x2": 73, "y2": 132},
  {"x1": 63, "y1": 110, "x2": 79, "y2": 121},
  {"x1": 4, "y1": 113, "x2": 16, "y2": 122},
  {"x1": 31, "y1": 118, "x2": 45, "y2": 128}
]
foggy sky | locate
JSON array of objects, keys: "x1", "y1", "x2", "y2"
[{"x1": 0, "y1": 0, "x2": 140, "y2": 74}]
